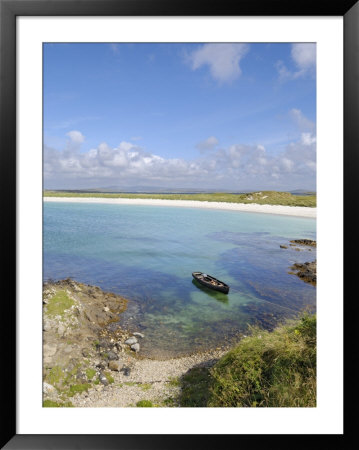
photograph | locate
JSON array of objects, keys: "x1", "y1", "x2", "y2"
[{"x1": 42, "y1": 42, "x2": 317, "y2": 408}]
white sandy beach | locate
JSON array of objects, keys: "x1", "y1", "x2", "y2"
[{"x1": 44, "y1": 197, "x2": 316, "y2": 218}]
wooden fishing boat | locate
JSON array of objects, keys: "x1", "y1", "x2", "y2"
[{"x1": 192, "y1": 272, "x2": 229, "y2": 294}]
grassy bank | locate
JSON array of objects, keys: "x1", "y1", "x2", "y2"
[
  {"x1": 179, "y1": 314, "x2": 316, "y2": 407},
  {"x1": 44, "y1": 190, "x2": 316, "y2": 207}
]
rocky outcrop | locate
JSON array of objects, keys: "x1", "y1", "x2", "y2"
[
  {"x1": 280, "y1": 239, "x2": 316, "y2": 251},
  {"x1": 289, "y1": 260, "x2": 317, "y2": 286},
  {"x1": 290, "y1": 239, "x2": 316, "y2": 247},
  {"x1": 42, "y1": 279, "x2": 142, "y2": 405}
]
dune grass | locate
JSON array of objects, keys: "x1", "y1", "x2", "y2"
[
  {"x1": 179, "y1": 314, "x2": 316, "y2": 407},
  {"x1": 44, "y1": 190, "x2": 316, "y2": 207}
]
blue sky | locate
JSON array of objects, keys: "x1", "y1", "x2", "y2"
[{"x1": 44, "y1": 43, "x2": 316, "y2": 191}]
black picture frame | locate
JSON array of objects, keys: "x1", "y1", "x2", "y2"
[{"x1": 1, "y1": 0, "x2": 356, "y2": 448}]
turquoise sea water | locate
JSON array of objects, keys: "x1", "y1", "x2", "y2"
[{"x1": 43, "y1": 202, "x2": 316, "y2": 358}]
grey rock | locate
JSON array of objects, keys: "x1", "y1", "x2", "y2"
[
  {"x1": 98, "y1": 339, "x2": 110, "y2": 349},
  {"x1": 106, "y1": 351, "x2": 118, "y2": 360},
  {"x1": 122, "y1": 367, "x2": 131, "y2": 376},
  {"x1": 43, "y1": 343, "x2": 57, "y2": 357},
  {"x1": 99, "y1": 372, "x2": 109, "y2": 386},
  {"x1": 131, "y1": 343, "x2": 140, "y2": 353},
  {"x1": 57, "y1": 324, "x2": 66, "y2": 336},
  {"x1": 43, "y1": 321, "x2": 51, "y2": 332},
  {"x1": 132, "y1": 332, "x2": 145, "y2": 338},
  {"x1": 95, "y1": 361, "x2": 106, "y2": 370},
  {"x1": 125, "y1": 337, "x2": 138, "y2": 345}
]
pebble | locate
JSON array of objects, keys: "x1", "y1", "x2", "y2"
[
  {"x1": 43, "y1": 382, "x2": 56, "y2": 394},
  {"x1": 99, "y1": 372, "x2": 109, "y2": 386},
  {"x1": 106, "y1": 351, "x2": 118, "y2": 361},
  {"x1": 122, "y1": 367, "x2": 131, "y2": 376},
  {"x1": 131, "y1": 343, "x2": 140, "y2": 353},
  {"x1": 132, "y1": 332, "x2": 144, "y2": 338},
  {"x1": 70, "y1": 348, "x2": 228, "y2": 408},
  {"x1": 43, "y1": 322, "x2": 51, "y2": 332},
  {"x1": 125, "y1": 337, "x2": 137, "y2": 345}
]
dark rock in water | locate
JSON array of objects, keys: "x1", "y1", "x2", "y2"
[
  {"x1": 290, "y1": 239, "x2": 316, "y2": 247},
  {"x1": 280, "y1": 245, "x2": 288, "y2": 249},
  {"x1": 289, "y1": 260, "x2": 316, "y2": 285}
]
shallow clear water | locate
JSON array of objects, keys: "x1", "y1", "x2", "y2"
[{"x1": 44, "y1": 202, "x2": 316, "y2": 357}]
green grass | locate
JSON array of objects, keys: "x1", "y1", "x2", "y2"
[
  {"x1": 44, "y1": 190, "x2": 316, "y2": 207},
  {"x1": 179, "y1": 367, "x2": 212, "y2": 407},
  {"x1": 45, "y1": 290, "x2": 75, "y2": 319},
  {"x1": 179, "y1": 314, "x2": 316, "y2": 408},
  {"x1": 67, "y1": 383, "x2": 91, "y2": 397},
  {"x1": 43, "y1": 400, "x2": 73, "y2": 407},
  {"x1": 136, "y1": 400, "x2": 153, "y2": 407},
  {"x1": 162, "y1": 397, "x2": 177, "y2": 407},
  {"x1": 46, "y1": 366, "x2": 65, "y2": 388},
  {"x1": 168, "y1": 376, "x2": 180, "y2": 387},
  {"x1": 85, "y1": 368, "x2": 97, "y2": 381},
  {"x1": 103, "y1": 372, "x2": 115, "y2": 384}
]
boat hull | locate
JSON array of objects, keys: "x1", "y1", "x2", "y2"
[{"x1": 192, "y1": 272, "x2": 229, "y2": 294}]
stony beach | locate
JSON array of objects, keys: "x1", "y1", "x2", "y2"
[{"x1": 43, "y1": 278, "x2": 228, "y2": 408}]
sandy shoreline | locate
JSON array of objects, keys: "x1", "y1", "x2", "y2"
[{"x1": 44, "y1": 196, "x2": 316, "y2": 218}]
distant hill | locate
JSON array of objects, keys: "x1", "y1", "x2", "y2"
[
  {"x1": 45, "y1": 186, "x2": 315, "y2": 195},
  {"x1": 290, "y1": 189, "x2": 316, "y2": 196}
]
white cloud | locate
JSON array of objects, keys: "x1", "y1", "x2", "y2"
[
  {"x1": 196, "y1": 136, "x2": 219, "y2": 152},
  {"x1": 289, "y1": 109, "x2": 315, "y2": 132},
  {"x1": 186, "y1": 44, "x2": 249, "y2": 83},
  {"x1": 44, "y1": 130, "x2": 316, "y2": 190},
  {"x1": 66, "y1": 130, "x2": 85, "y2": 144},
  {"x1": 277, "y1": 43, "x2": 316, "y2": 81},
  {"x1": 301, "y1": 132, "x2": 316, "y2": 146},
  {"x1": 291, "y1": 43, "x2": 316, "y2": 71},
  {"x1": 275, "y1": 60, "x2": 291, "y2": 81},
  {"x1": 281, "y1": 157, "x2": 294, "y2": 172}
]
